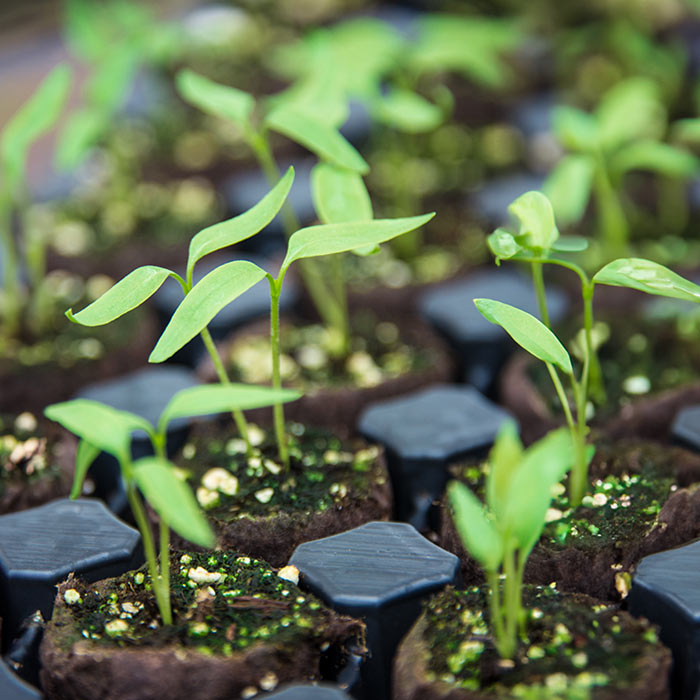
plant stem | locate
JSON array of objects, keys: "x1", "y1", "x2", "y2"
[
  {"x1": 501, "y1": 540, "x2": 518, "y2": 659},
  {"x1": 158, "y1": 519, "x2": 172, "y2": 625},
  {"x1": 269, "y1": 277, "x2": 289, "y2": 469},
  {"x1": 582, "y1": 279, "x2": 605, "y2": 405},
  {"x1": 487, "y1": 569, "x2": 505, "y2": 650},
  {"x1": 531, "y1": 261, "x2": 550, "y2": 327},
  {"x1": 330, "y1": 255, "x2": 350, "y2": 354}
]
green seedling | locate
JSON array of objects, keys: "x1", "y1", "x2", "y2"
[
  {"x1": 482, "y1": 190, "x2": 700, "y2": 505},
  {"x1": 448, "y1": 424, "x2": 575, "y2": 658},
  {"x1": 45, "y1": 382, "x2": 300, "y2": 626},
  {"x1": 544, "y1": 76, "x2": 699, "y2": 257},
  {"x1": 0, "y1": 65, "x2": 73, "y2": 338}
]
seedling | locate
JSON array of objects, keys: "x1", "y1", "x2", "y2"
[
  {"x1": 44, "y1": 383, "x2": 300, "y2": 625},
  {"x1": 0, "y1": 65, "x2": 72, "y2": 337},
  {"x1": 544, "y1": 77, "x2": 698, "y2": 256},
  {"x1": 448, "y1": 424, "x2": 575, "y2": 658},
  {"x1": 482, "y1": 190, "x2": 700, "y2": 505}
]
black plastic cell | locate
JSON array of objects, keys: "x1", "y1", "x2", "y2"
[
  {"x1": 419, "y1": 269, "x2": 568, "y2": 395},
  {"x1": 75, "y1": 366, "x2": 201, "y2": 515},
  {"x1": 265, "y1": 684, "x2": 351, "y2": 700},
  {"x1": 0, "y1": 498, "x2": 141, "y2": 648},
  {"x1": 151, "y1": 253, "x2": 299, "y2": 367},
  {"x1": 468, "y1": 172, "x2": 545, "y2": 226},
  {"x1": 357, "y1": 384, "x2": 514, "y2": 527},
  {"x1": 672, "y1": 405, "x2": 700, "y2": 452},
  {"x1": 0, "y1": 658, "x2": 41, "y2": 700},
  {"x1": 291, "y1": 521, "x2": 459, "y2": 700},
  {"x1": 628, "y1": 539, "x2": 700, "y2": 699}
]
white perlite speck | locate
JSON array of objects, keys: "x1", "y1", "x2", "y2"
[
  {"x1": 64, "y1": 589, "x2": 82, "y2": 605},
  {"x1": 277, "y1": 565, "x2": 299, "y2": 585},
  {"x1": 188, "y1": 567, "x2": 224, "y2": 585},
  {"x1": 255, "y1": 487, "x2": 274, "y2": 503},
  {"x1": 202, "y1": 467, "x2": 239, "y2": 495},
  {"x1": 105, "y1": 619, "x2": 129, "y2": 636}
]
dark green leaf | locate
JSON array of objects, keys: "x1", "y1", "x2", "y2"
[
  {"x1": 70, "y1": 439, "x2": 101, "y2": 500},
  {"x1": 543, "y1": 154, "x2": 594, "y2": 226},
  {"x1": 132, "y1": 457, "x2": 214, "y2": 548},
  {"x1": 150, "y1": 261, "x2": 267, "y2": 363},
  {"x1": 473, "y1": 299, "x2": 572, "y2": 374}
]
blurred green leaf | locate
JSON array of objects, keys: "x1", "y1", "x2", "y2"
[
  {"x1": 551, "y1": 236, "x2": 589, "y2": 252},
  {"x1": 372, "y1": 89, "x2": 443, "y2": 134},
  {"x1": 311, "y1": 163, "x2": 372, "y2": 224},
  {"x1": 610, "y1": 141, "x2": 700, "y2": 178},
  {"x1": 70, "y1": 439, "x2": 101, "y2": 500},
  {"x1": 486, "y1": 422, "x2": 522, "y2": 520},
  {"x1": 552, "y1": 106, "x2": 598, "y2": 152},
  {"x1": 55, "y1": 108, "x2": 108, "y2": 171},
  {"x1": 543, "y1": 154, "x2": 594, "y2": 226}
]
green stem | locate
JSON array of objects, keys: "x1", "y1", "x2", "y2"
[
  {"x1": 514, "y1": 550, "x2": 528, "y2": 638},
  {"x1": 158, "y1": 519, "x2": 172, "y2": 626},
  {"x1": 487, "y1": 569, "x2": 505, "y2": 650},
  {"x1": 269, "y1": 276, "x2": 289, "y2": 469},
  {"x1": 330, "y1": 255, "x2": 350, "y2": 354},
  {"x1": 501, "y1": 540, "x2": 518, "y2": 659},
  {"x1": 531, "y1": 261, "x2": 550, "y2": 327},
  {"x1": 545, "y1": 362, "x2": 576, "y2": 433}
]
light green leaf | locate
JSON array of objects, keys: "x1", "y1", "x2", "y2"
[
  {"x1": 372, "y1": 88, "x2": 443, "y2": 134},
  {"x1": 610, "y1": 141, "x2": 700, "y2": 178},
  {"x1": 551, "y1": 236, "x2": 589, "y2": 252},
  {"x1": 150, "y1": 261, "x2": 267, "y2": 363},
  {"x1": 486, "y1": 422, "x2": 523, "y2": 520},
  {"x1": 265, "y1": 106, "x2": 368, "y2": 174},
  {"x1": 508, "y1": 191, "x2": 559, "y2": 252},
  {"x1": 311, "y1": 162, "x2": 372, "y2": 225},
  {"x1": 55, "y1": 108, "x2": 108, "y2": 171},
  {"x1": 473, "y1": 299, "x2": 572, "y2": 374},
  {"x1": 281, "y1": 214, "x2": 434, "y2": 273},
  {"x1": 44, "y1": 399, "x2": 151, "y2": 462},
  {"x1": 70, "y1": 439, "x2": 101, "y2": 500},
  {"x1": 87, "y1": 49, "x2": 139, "y2": 114},
  {"x1": 448, "y1": 481, "x2": 503, "y2": 572},
  {"x1": 671, "y1": 118, "x2": 700, "y2": 144},
  {"x1": 132, "y1": 457, "x2": 214, "y2": 548},
  {"x1": 158, "y1": 384, "x2": 302, "y2": 435},
  {"x1": 487, "y1": 228, "x2": 522, "y2": 263},
  {"x1": 543, "y1": 154, "x2": 594, "y2": 226},
  {"x1": 1, "y1": 64, "x2": 72, "y2": 193},
  {"x1": 552, "y1": 106, "x2": 598, "y2": 152},
  {"x1": 186, "y1": 167, "x2": 294, "y2": 284},
  {"x1": 66, "y1": 266, "x2": 179, "y2": 326},
  {"x1": 176, "y1": 69, "x2": 254, "y2": 132},
  {"x1": 593, "y1": 258, "x2": 700, "y2": 303}
]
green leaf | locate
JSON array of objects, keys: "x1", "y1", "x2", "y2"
[
  {"x1": 552, "y1": 106, "x2": 598, "y2": 152},
  {"x1": 448, "y1": 481, "x2": 503, "y2": 572},
  {"x1": 281, "y1": 214, "x2": 434, "y2": 273},
  {"x1": 176, "y1": 70, "x2": 254, "y2": 132},
  {"x1": 66, "y1": 266, "x2": 179, "y2": 326},
  {"x1": 70, "y1": 439, "x2": 101, "y2": 500},
  {"x1": 311, "y1": 162, "x2": 373, "y2": 225},
  {"x1": 486, "y1": 422, "x2": 523, "y2": 519},
  {"x1": 158, "y1": 384, "x2": 302, "y2": 435},
  {"x1": 186, "y1": 167, "x2": 294, "y2": 284},
  {"x1": 610, "y1": 141, "x2": 700, "y2": 178},
  {"x1": 55, "y1": 108, "x2": 108, "y2": 171},
  {"x1": 132, "y1": 457, "x2": 214, "y2": 548},
  {"x1": 372, "y1": 88, "x2": 443, "y2": 134},
  {"x1": 671, "y1": 118, "x2": 700, "y2": 145},
  {"x1": 473, "y1": 299, "x2": 573, "y2": 374},
  {"x1": 86, "y1": 49, "x2": 139, "y2": 114},
  {"x1": 487, "y1": 228, "x2": 522, "y2": 263},
  {"x1": 150, "y1": 261, "x2": 267, "y2": 363},
  {"x1": 593, "y1": 258, "x2": 700, "y2": 303},
  {"x1": 551, "y1": 236, "x2": 589, "y2": 253},
  {"x1": 44, "y1": 399, "x2": 151, "y2": 462},
  {"x1": 265, "y1": 106, "x2": 368, "y2": 174},
  {"x1": 1, "y1": 64, "x2": 72, "y2": 193},
  {"x1": 543, "y1": 154, "x2": 594, "y2": 226},
  {"x1": 508, "y1": 191, "x2": 559, "y2": 252}
]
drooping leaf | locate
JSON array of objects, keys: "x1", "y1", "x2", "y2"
[
  {"x1": 265, "y1": 106, "x2": 368, "y2": 174},
  {"x1": 448, "y1": 481, "x2": 503, "y2": 572},
  {"x1": 158, "y1": 384, "x2": 302, "y2": 435},
  {"x1": 610, "y1": 141, "x2": 699, "y2": 178},
  {"x1": 487, "y1": 228, "x2": 522, "y2": 263},
  {"x1": 70, "y1": 439, "x2": 101, "y2": 500},
  {"x1": 1, "y1": 64, "x2": 72, "y2": 193},
  {"x1": 486, "y1": 422, "x2": 523, "y2": 519},
  {"x1": 311, "y1": 162, "x2": 372, "y2": 225},
  {"x1": 551, "y1": 236, "x2": 589, "y2": 253},
  {"x1": 176, "y1": 69, "x2": 255, "y2": 132},
  {"x1": 508, "y1": 191, "x2": 559, "y2": 252},
  {"x1": 543, "y1": 154, "x2": 594, "y2": 226},
  {"x1": 186, "y1": 167, "x2": 294, "y2": 284},
  {"x1": 150, "y1": 261, "x2": 267, "y2": 363},
  {"x1": 44, "y1": 400, "x2": 151, "y2": 462},
  {"x1": 593, "y1": 258, "x2": 700, "y2": 303},
  {"x1": 552, "y1": 106, "x2": 598, "y2": 152},
  {"x1": 132, "y1": 457, "x2": 214, "y2": 548},
  {"x1": 473, "y1": 299, "x2": 573, "y2": 374},
  {"x1": 372, "y1": 88, "x2": 443, "y2": 134},
  {"x1": 66, "y1": 266, "x2": 180, "y2": 326},
  {"x1": 281, "y1": 214, "x2": 434, "y2": 273}
]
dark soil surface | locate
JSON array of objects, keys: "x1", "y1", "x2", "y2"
[
  {"x1": 40, "y1": 550, "x2": 364, "y2": 700},
  {"x1": 394, "y1": 585, "x2": 670, "y2": 700}
]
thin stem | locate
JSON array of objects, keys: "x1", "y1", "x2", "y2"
[
  {"x1": 330, "y1": 255, "x2": 350, "y2": 354},
  {"x1": 158, "y1": 519, "x2": 172, "y2": 626},
  {"x1": 545, "y1": 363, "x2": 576, "y2": 433},
  {"x1": 487, "y1": 569, "x2": 505, "y2": 650},
  {"x1": 501, "y1": 540, "x2": 518, "y2": 659},
  {"x1": 269, "y1": 276, "x2": 289, "y2": 469},
  {"x1": 583, "y1": 280, "x2": 605, "y2": 405},
  {"x1": 514, "y1": 550, "x2": 528, "y2": 638},
  {"x1": 531, "y1": 261, "x2": 550, "y2": 327}
]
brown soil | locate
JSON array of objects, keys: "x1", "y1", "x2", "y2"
[
  {"x1": 393, "y1": 586, "x2": 670, "y2": 700},
  {"x1": 440, "y1": 439, "x2": 700, "y2": 601}
]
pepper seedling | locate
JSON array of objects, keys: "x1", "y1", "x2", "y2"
[
  {"x1": 544, "y1": 76, "x2": 699, "y2": 257},
  {"x1": 44, "y1": 383, "x2": 300, "y2": 626},
  {"x1": 448, "y1": 424, "x2": 575, "y2": 658}
]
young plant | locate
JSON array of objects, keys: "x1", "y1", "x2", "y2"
[
  {"x1": 448, "y1": 424, "x2": 575, "y2": 658},
  {"x1": 0, "y1": 65, "x2": 72, "y2": 337},
  {"x1": 543, "y1": 77, "x2": 699, "y2": 257},
  {"x1": 44, "y1": 383, "x2": 300, "y2": 625}
]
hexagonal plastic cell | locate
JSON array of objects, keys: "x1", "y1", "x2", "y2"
[
  {"x1": 672, "y1": 405, "x2": 700, "y2": 452},
  {"x1": 629, "y1": 538, "x2": 700, "y2": 700},
  {"x1": 290, "y1": 521, "x2": 460, "y2": 700},
  {"x1": 419, "y1": 269, "x2": 568, "y2": 394},
  {"x1": 357, "y1": 384, "x2": 514, "y2": 527},
  {"x1": 0, "y1": 498, "x2": 141, "y2": 646},
  {"x1": 74, "y1": 365, "x2": 201, "y2": 515},
  {"x1": 265, "y1": 684, "x2": 351, "y2": 700},
  {"x1": 0, "y1": 659, "x2": 40, "y2": 700}
]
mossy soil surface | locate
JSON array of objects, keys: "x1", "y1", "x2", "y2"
[
  {"x1": 54, "y1": 550, "x2": 361, "y2": 661},
  {"x1": 419, "y1": 585, "x2": 663, "y2": 698},
  {"x1": 179, "y1": 421, "x2": 385, "y2": 520}
]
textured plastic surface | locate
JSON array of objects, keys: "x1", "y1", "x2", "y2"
[
  {"x1": 0, "y1": 659, "x2": 41, "y2": 700},
  {"x1": 469, "y1": 172, "x2": 546, "y2": 226},
  {"x1": 357, "y1": 385, "x2": 513, "y2": 525},
  {"x1": 291, "y1": 521, "x2": 459, "y2": 700},
  {"x1": 266, "y1": 684, "x2": 351, "y2": 699},
  {"x1": 672, "y1": 405, "x2": 700, "y2": 452},
  {"x1": 629, "y1": 539, "x2": 700, "y2": 699},
  {"x1": 0, "y1": 499, "x2": 141, "y2": 645}
]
